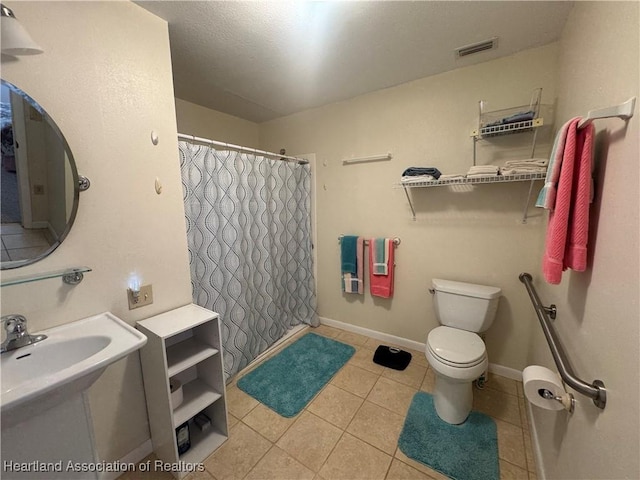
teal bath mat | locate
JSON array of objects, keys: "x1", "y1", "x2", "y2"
[
  {"x1": 237, "y1": 333, "x2": 355, "y2": 417},
  {"x1": 398, "y1": 392, "x2": 499, "y2": 480}
]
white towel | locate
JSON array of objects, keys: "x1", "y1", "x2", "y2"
[
  {"x1": 467, "y1": 165, "x2": 499, "y2": 174},
  {"x1": 501, "y1": 166, "x2": 547, "y2": 175},
  {"x1": 504, "y1": 157, "x2": 549, "y2": 168},
  {"x1": 401, "y1": 175, "x2": 435, "y2": 184}
]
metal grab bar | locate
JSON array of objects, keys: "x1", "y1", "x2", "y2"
[{"x1": 519, "y1": 273, "x2": 606, "y2": 409}]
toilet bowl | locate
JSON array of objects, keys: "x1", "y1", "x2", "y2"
[
  {"x1": 426, "y1": 326, "x2": 488, "y2": 424},
  {"x1": 425, "y1": 279, "x2": 500, "y2": 424}
]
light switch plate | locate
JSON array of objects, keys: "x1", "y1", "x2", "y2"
[{"x1": 128, "y1": 284, "x2": 153, "y2": 309}]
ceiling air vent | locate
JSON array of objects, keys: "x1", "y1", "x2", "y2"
[{"x1": 455, "y1": 37, "x2": 498, "y2": 58}]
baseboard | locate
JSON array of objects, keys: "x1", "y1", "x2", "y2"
[
  {"x1": 319, "y1": 316, "x2": 522, "y2": 381},
  {"x1": 319, "y1": 316, "x2": 426, "y2": 352},
  {"x1": 487, "y1": 363, "x2": 523, "y2": 381},
  {"x1": 98, "y1": 439, "x2": 153, "y2": 480}
]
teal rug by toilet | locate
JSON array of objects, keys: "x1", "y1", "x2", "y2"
[
  {"x1": 237, "y1": 333, "x2": 355, "y2": 417},
  {"x1": 398, "y1": 392, "x2": 499, "y2": 480}
]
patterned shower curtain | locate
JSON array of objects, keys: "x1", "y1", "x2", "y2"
[{"x1": 179, "y1": 141, "x2": 319, "y2": 380}]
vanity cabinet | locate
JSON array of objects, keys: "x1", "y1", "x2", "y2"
[{"x1": 137, "y1": 304, "x2": 228, "y2": 478}]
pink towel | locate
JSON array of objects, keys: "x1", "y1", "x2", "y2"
[
  {"x1": 542, "y1": 118, "x2": 594, "y2": 284},
  {"x1": 369, "y1": 238, "x2": 394, "y2": 298}
]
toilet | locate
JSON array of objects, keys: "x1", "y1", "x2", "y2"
[{"x1": 425, "y1": 278, "x2": 501, "y2": 424}]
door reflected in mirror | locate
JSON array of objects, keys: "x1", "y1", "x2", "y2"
[{"x1": 1, "y1": 79, "x2": 79, "y2": 269}]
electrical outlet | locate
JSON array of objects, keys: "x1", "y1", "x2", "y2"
[{"x1": 127, "y1": 284, "x2": 153, "y2": 309}]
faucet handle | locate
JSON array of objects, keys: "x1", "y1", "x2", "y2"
[{"x1": 1, "y1": 314, "x2": 27, "y2": 334}]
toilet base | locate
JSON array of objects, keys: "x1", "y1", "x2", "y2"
[{"x1": 433, "y1": 374, "x2": 473, "y2": 425}]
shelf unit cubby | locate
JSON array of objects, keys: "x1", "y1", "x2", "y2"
[{"x1": 137, "y1": 304, "x2": 228, "y2": 478}]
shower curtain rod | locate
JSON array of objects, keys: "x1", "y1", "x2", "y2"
[{"x1": 178, "y1": 133, "x2": 308, "y2": 164}]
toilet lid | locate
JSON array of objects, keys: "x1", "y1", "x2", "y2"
[{"x1": 427, "y1": 326, "x2": 486, "y2": 366}]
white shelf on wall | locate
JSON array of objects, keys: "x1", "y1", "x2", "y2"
[
  {"x1": 137, "y1": 304, "x2": 228, "y2": 479},
  {"x1": 398, "y1": 171, "x2": 546, "y2": 189},
  {"x1": 397, "y1": 172, "x2": 546, "y2": 222}
]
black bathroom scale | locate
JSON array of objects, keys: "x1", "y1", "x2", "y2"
[{"x1": 373, "y1": 345, "x2": 412, "y2": 370}]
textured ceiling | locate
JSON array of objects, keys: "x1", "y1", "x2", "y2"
[{"x1": 136, "y1": 1, "x2": 573, "y2": 123}]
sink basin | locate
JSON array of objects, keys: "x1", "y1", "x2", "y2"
[{"x1": 1, "y1": 312, "x2": 147, "y2": 427}]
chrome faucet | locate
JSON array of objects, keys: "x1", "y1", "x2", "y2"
[{"x1": 1, "y1": 314, "x2": 47, "y2": 353}]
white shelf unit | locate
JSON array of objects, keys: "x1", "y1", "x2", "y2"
[
  {"x1": 470, "y1": 88, "x2": 551, "y2": 165},
  {"x1": 137, "y1": 304, "x2": 228, "y2": 478},
  {"x1": 398, "y1": 172, "x2": 546, "y2": 222}
]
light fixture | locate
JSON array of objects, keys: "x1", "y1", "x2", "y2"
[
  {"x1": 128, "y1": 274, "x2": 141, "y2": 304},
  {"x1": 1, "y1": 3, "x2": 43, "y2": 56}
]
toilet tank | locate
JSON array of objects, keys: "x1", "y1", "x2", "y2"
[{"x1": 431, "y1": 279, "x2": 501, "y2": 333}]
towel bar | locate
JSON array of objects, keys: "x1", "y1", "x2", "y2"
[
  {"x1": 519, "y1": 272, "x2": 606, "y2": 409},
  {"x1": 338, "y1": 235, "x2": 401, "y2": 246}
]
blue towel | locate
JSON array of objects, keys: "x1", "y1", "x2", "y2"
[
  {"x1": 402, "y1": 167, "x2": 442, "y2": 179},
  {"x1": 340, "y1": 235, "x2": 358, "y2": 274}
]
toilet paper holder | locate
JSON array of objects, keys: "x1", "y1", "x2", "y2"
[{"x1": 539, "y1": 388, "x2": 575, "y2": 413}]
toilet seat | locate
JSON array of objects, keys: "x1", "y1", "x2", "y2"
[{"x1": 427, "y1": 326, "x2": 486, "y2": 368}]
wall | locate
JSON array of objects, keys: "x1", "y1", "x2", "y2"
[
  {"x1": 1, "y1": 1, "x2": 192, "y2": 463},
  {"x1": 259, "y1": 44, "x2": 559, "y2": 372},
  {"x1": 527, "y1": 2, "x2": 639, "y2": 479},
  {"x1": 175, "y1": 97, "x2": 260, "y2": 147}
]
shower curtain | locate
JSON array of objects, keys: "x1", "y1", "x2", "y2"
[{"x1": 179, "y1": 141, "x2": 319, "y2": 379}]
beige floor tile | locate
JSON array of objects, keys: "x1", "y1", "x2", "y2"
[
  {"x1": 242, "y1": 403, "x2": 297, "y2": 442},
  {"x1": 307, "y1": 384, "x2": 364, "y2": 429},
  {"x1": 348, "y1": 346, "x2": 386, "y2": 374},
  {"x1": 245, "y1": 445, "x2": 315, "y2": 480},
  {"x1": 473, "y1": 387, "x2": 521, "y2": 426},
  {"x1": 516, "y1": 381, "x2": 524, "y2": 398},
  {"x1": 226, "y1": 385, "x2": 259, "y2": 419},
  {"x1": 367, "y1": 377, "x2": 417, "y2": 416},
  {"x1": 382, "y1": 361, "x2": 427, "y2": 389},
  {"x1": 227, "y1": 413, "x2": 240, "y2": 430},
  {"x1": 523, "y1": 429, "x2": 537, "y2": 473},
  {"x1": 203, "y1": 422, "x2": 271, "y2": 480},
  {"x1": 346, "y1": 401, "x2": 405, "y2": 455},
  {"x1": 184, "y1": 471, "x2": 215, "y2": 480},
  {"x1": 312, "y1": 324, "x2": 343, "y2": 338},
  {"x1": 405, "y1": 348, "x2": 429, "y2": 367},
  {"x1": 486, "y1": 373, "x2": 519, "y2": 396},
  {"x1": 319, "y1": 433, "x2": 392, "y2": 480},
  {"x1": 337, "y1": 330, "x2": 370, "y2": 347},
  {"x1": 394, "y1": 448, "x2": 449, "y2": 480},
  {"x1": 276, "y1": 411, "x2": 343, "y2": 472},
  {"x1": 419, "y1": 368, "x2": 436, "y2": 394},
  {"x1": 499, "y1": 460, "x2": 529, "y2": 479},
  {"x1": 331, "y1": 364, "x2": 380, "y2": 398},
  {"x1": 519, "y1": 396, "x2": 530, "y2": 432},
  {"x1": 117, "y1": 454, "x2": 175, "y2": 480},
  {"x1": 495, "y1": 418, "x2": 527, "y2": 469},
  {"x1": 363, "y1": 337, "x2": 408, "y2": 352},
  {"x1": 386, "y1": 459, "x2": 435, "y2": 480}
]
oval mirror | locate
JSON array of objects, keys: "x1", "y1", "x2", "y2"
[{"x1": 1, "y1": 79, "x2": 80, "y2": 269}]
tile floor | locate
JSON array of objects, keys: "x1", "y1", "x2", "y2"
[
  {"x1": 120, "y1": 324, "x2": 538, "y2": 480},
  {"x1": 0, "y1": 223, "x2": 52, "y2": 262}
]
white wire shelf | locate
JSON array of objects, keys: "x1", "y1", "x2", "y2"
[
  {"x1": 472, "y1": 117, "x2": 545, "y2": 138},
  {"x1": 397, "y1": 172, "x2": 546, "y2": 189},
  {"x1": 398, "y1": 172, "x2": 546, "y2": 223}
]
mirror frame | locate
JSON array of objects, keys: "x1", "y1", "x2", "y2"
[{"x1": 1, "y1": 78, "x2": 81, "y2": 270}]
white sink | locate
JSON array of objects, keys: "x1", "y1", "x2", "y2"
[{"x1": 1, "y1": 312, "x2": 147, "y2": 428}]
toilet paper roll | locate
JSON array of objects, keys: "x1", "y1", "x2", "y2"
[
  {"x1": 522, "y1": 365, "x2": 565, "y2": 411},
  {"x1": 170, "y1": 379, "x2": 183, "y2": 410}
]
